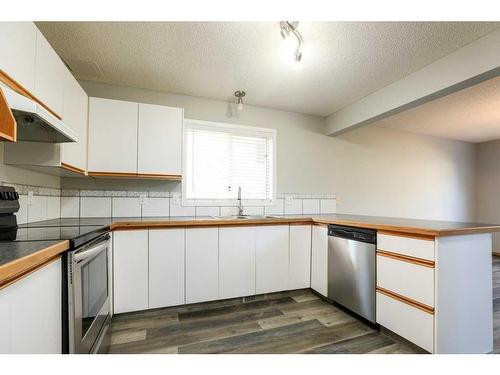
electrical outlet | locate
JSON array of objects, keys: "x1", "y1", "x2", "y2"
[
  {"x1": 27, "y1": 190, "x2": 34, "y2": 205},
  {"x1": 139, "y1": 193, "x2": 147, "y2": 205},
  {"x1": 284, "y1": 194, "x2": 293, "y2": 206}
]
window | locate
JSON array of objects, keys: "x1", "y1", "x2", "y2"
[{"x1": 183, "y1": 119, "x2": 276, "y2": 204}]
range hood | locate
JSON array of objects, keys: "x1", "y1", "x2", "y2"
[{"x1": 0, "y1": 70, "x2": 77, "y2": 143}]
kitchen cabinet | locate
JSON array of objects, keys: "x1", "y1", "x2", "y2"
[
  {"x1": 60, "y1": 70, "x2": 88, "y2": 172},
  {"x1": 185, "y1": 227, "x2": 219, "y2": 304},
  {"x1": 219, "y1": 226, "x2": 256, "y2": 299},
  {"x1": 138, "y1": 103, "x2": 183, "y2": 176},
  {"x1": 0, "y1": 22, "x2": 37, "y2": 95},
  {"x1": 34, "y1": 29, "x2": 66, "y2": 117},
  {"x1": 149, "y1": 229, "x2": 185, "y2": 309},
  {"x1": 311, "y1": 224, "x2": 328, "y2": 297},
  {"x1": 256, "y1": 225, "x2": 289, "y2": 294},
  {"x1": 0, "y1": 258, "x2": 61, "y2": 354},
  {"x1": 88, "y1": 97, "x2": 139, "y2": 174},
  {"x1": 289, "y1": 225, "x2": 312, "y2": 290},
  {"x1": 113, "y1": 230, "x2": 149, "y2": 313}
]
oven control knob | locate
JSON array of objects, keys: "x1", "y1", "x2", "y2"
[
  {"x1": 14, "y1": 192, "x2": 19, "y2": 199},
  {"x1": 0, "y1": 192, "x2": 7, "y2": 200}
]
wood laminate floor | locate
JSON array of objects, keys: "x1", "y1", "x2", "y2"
[{"x1": 101, "y1": 257, "x2": 500, "y2": 354}]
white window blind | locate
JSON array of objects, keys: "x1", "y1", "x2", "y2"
[{"x1": 184, "y1": 120, "x2": 275, "y2": 201}]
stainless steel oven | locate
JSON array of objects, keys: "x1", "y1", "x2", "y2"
[{"x1": 67, "y1": 232, "x2": 111, "y2": 353}]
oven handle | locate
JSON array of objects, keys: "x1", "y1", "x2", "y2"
[{"x1": 74, "y1": 241, "x2": 109, "y2": 263}]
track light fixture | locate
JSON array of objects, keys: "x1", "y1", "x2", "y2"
[
  {"x1": 279, "y1": 21, "x2": 303, "y2": 62},
  {"x1": 234, "y1": 90, "x2": 246, "y2": 111}
]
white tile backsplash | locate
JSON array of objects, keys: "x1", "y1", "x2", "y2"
[
  {"x1": 220, "y1": 206, "x2": 239, "y2": 216},
  {"x1": 81, "y1": 197, "x2": 112, "y2": 217},
  {"x1": 60, "y1": 196, "x2": 80, "y2": 218},
  {"x1": 195, "y1": 206, "x2": 220, "y2": 217},
  {"x1": 265, "y1": 199, "x2": 284, "y2": 216},
  {"x1": 170, "y1": 200, "x2": 196, "y2": 217},
  {"x1": 112, "y1": 197, "x2": 141, "y2": 217},
  {"x1": 284, "y1": 197, "x2": 302, "y2": 215},
  {"x1": 320, "y1": 199, "x2": 337, "y2": 214},
  {"x1": 46, "y1": 196, "x2": 60, "y2": 220},
  {"x1": 28, "y1": 195, "x2": 46, "y2": 223},
  {"x1": 243, "y1": 206, "x2": 264, "y2": 216},
  {"x1": 302, "y1": 199, "x2": 320, "y2": 215},
  {"x1": 142, "y1": 197, "x2": 170, "y2": 217},
  {"x1": 16, "y1": 195, "x2": 28, "y2": 224}
]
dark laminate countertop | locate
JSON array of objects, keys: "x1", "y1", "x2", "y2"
[{"x1": 3, "y1": 213, "x2": 500, "y2": 286}]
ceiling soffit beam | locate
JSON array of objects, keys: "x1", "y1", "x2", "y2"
[{"x1": 325, "y1": 29, "x2": 500, "y2": 136}]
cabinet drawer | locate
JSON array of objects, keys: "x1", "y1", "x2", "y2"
[
  {"x1": 377, "y1": 232, "x2": 434, "y2": 261},
  {"x1": 377, "y1": 254, "x2": 434, "y2": 307},
  {"x1": 376, "y1": 291, "x2": 434, "y2": 353}
]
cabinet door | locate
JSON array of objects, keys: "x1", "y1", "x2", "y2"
[
  {"x1": 256, "y1": 225, "x2": 289, "y2": 294},
  {"x1": 9, "y1": 258, "x2": 62, "y2": 354},
  {"x1": 138, "y1": 103, "x2": 183, "y2": 175},
  {"x1": 219, "y1": 226, "x2": 256, "y2": 299},
  {"x1": 311, "y1": 225, "x2": 328, "y2": 297},
  {"x1": 149, "y1": 229, "x2": 185, "y2": 309},
  {"x1": 34, "y1": 29, "x2": 65, "y2": 116},
  {"x1": 0, "y1": 287, "x2": 11, "y2": 353},
  {"x1": 0, "y1": 22, "x2": 36, "y2": 92},
  {"x1": 88, "y1": 97, "x2": 138, "y2": 173},
  {"x1": 289, "y1": 225, "x2": 312, "y2": 290},
  {"x1": 113, "y1": 230, "x2": 149, "y2": 313},
  {"x1": 61, "y1": 71, "x2": 88, "y2": 171},
  {"x1": 185, "y1": 227, "x2": 218, "y2": 304}
]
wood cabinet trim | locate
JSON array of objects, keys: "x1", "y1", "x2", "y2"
[
  {"x1": 378, "y1": 230, "x2": 435, "y2": 241},
  {"x1": 376, "y1": 286, "x2": 434, "y2": 315},
  {"x1": 0, "y1": 240, "x2": 66, "y2": 290},
  {"x1": 376, "y1": 250, "x2": 435, "y2": 268},
  {"x1": 61, "y1": 162, "x2": 86, "y2": 176},
  {"x1": 0, "y1": 69, "x2": 62, "y2": 120},
  {"x1": 0, "y1": 85, "x2": 17, "y2": 142},
  {"x1": 88, "y1": 171, "x2": 182, "y2": 180}
]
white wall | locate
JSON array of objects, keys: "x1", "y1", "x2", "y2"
[
  {"x1": 476, "y1": 139, "x2": 500, "y2": 252},
  {"x1": 76, "y1": 81, "x2": 476, "y2": 222}
]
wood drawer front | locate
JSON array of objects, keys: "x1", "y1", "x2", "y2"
[
  {"x1": 376, "y1": 291, "x2": 434, "y2": 353},
  {"x1": 377, "y1": 255, "x2": 434, "y2": 307},
  {"x1": 377, "y1": 233, "x2": 434, "y2": 261}
]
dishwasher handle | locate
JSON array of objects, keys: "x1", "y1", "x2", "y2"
[{"x1": 328, "y1": 224, "x2": 376, "y2": 244}]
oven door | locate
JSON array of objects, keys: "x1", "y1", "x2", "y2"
[{"x1": 68, "y1": 234, "x2": 111, "y2": 354}]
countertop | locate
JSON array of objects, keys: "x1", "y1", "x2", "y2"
[{"x1": 3, "y1": 213, "x2": 500, "y2": 287}]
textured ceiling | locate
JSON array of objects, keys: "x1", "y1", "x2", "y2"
[
  {"x1": 375, "y1": 76, "x2": 500, "y2": 143},
  {"x1": 36, "y1": 21, "x2": 499, "y2": 116}
]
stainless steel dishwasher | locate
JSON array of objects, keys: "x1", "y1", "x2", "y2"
[{"x1": 327, "y1": 224, "x2": 377, "y2": 323}]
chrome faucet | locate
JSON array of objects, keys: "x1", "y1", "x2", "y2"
[{"x1": 237, "y1": 186, "x2": 244, "y2": 216}]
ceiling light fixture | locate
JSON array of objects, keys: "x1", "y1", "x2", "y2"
[
  {"x1": 234, "y1": 90, "x2": 246, "y2": 111},
  {"x1": 279, "y1": 21, "x2": 303, "y2": 62}
]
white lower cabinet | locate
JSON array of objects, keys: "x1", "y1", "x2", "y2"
[
  {"x1": 219, "y1": 226, "x2": 256, "y2": 299},
  {"x1": 289, "y1": 225, "x2": 312, "y2": 290},
  {"x1": 149, "y1": 229, "x2": 185, "y2": 309},
  {"x1": 256, "y1": 225, "x2": 289, "y2": 294},
  {"x1": 376, "y1": 291, "x2": 434, "y2": 353},
  {"x1": 0, "y1": 258, "x2": 61, "y2": 354},
  {"x1": 113, "y1": 230, "x2": 149, "y2": 314},
  {"x1": 311, "y1": 225, "x2": 328, "y2": 297},
  {"x1": 185, "y1": 227, "x2": 219, "y2": 304}
]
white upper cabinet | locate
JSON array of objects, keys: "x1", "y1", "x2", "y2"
[
  {"x1": 311, "y1": 225, "x2": 328, "y2": 297},
  {"x1": 149, "y1": 229, "x2": 185, "y2": 309},
  {"x1": 0, "y1": 258, "x2": 61, "y2": 354},
  {"x1": 256, "y1": 225, "x2": 289, "y2": 294},
  {"x1": 219, "y1": 226, "x2": 256, "y2": 299},
  {"x1": 185, "y1": 227, "x2": 219, "y2": 304},
  {"x1": 289, "y1": 225, "x2": 312, "y2": 290},
  {"x1": 113, "y1": 230, "x2": 149, "y2": 314},
  {"x1": 34, "y1": 29, "x2": 66, "y2": 116},
  {"x1": 0, "y1": 22, "x2": 37, "y2": 92},
  {"x1": 61, "y1": 70, "x2": 88, "y2": 171},
  {"x1": 138, "y1": 103, "x2": 183, "y2": 176},
  {"x1": 88, "y1": 97, "x2": 139, "y2": 173}
]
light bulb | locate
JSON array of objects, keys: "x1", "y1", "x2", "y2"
[
  {"x1": 237, "y1": 102, "x2": 243, "y2": 111},
  {"x1": 295, "y1": 50, "x2": 302, "y2": 63}
]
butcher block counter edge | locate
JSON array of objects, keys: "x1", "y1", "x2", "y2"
[{"x1": 0, "y1": 240, "x2": 69, "y2": 290}]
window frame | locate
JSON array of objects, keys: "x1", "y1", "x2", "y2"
[{"x1": 182, "y1": 118, "x2": 277, "y2": 207}]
